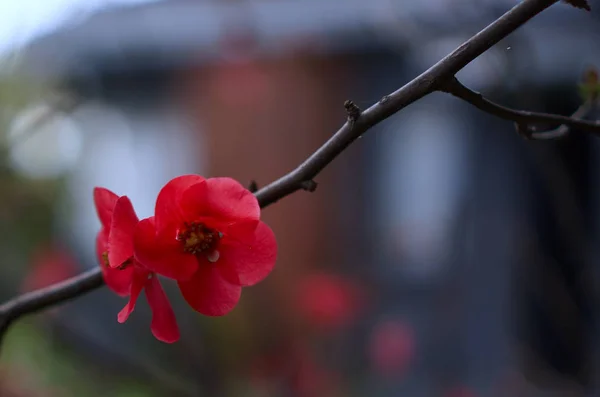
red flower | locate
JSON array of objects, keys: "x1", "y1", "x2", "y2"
[
  {"x1": 368, "y1": 320, "x2": 415, "y2": 378},
  {"x1": 134, "y1": 175, "x2": 277, "y2": 316},
  {"x1": 94, "y1": 187, "x2": 179, "y2": 343},
  {"x1": 295, "y1": 273, "x2": 363, "y2": 331},
  {"x1": 94, "y1": 187, "x2": 132, "y2": 296},
  {"x1": 291, "y1": 346, "x2": 340, "y2": 397},
  {"x1": 22, "y1": 244, "x2": 78, "y2": 293},
  {"x1": 249, "y1": 344, "x2": 340, "y2": 397}
]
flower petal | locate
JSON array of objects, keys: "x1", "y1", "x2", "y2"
[
  {"x1": 181, "y1": 177, "x2": 260, "y2": 225},
  {"x1": 103, "y1": 266, "x2": 134, "y2": 298},
  {"x1": 145, "y1": 276, "x2": 180, "y2": 343},
  {"x1": 134, "y1": 217, "x2": 198, "y2": 280},
  {"x1": 178, "y1": 265, "x2": 242, "y2": 316},
  {"x1": 155, "y1": 175, "x2": 205, "y2": 234},
  {"x1": 205, "y1": 177, "x2": 260, "y2": 221},
  {"x1": 93, "y1": 187, "x2": 119, "y2": 229},
  {"x1": 108, "y1": 196, "x2": 139, "y2": 269},
  {"x1": 96, "y1": 232, "x2": 131, "y2": 296},
  {"x1": 117, "y1": 267, "x2": 148, "y2": 323},
  {"x1": 219, "y1": 221, "x2": 277, "y2": 286},
  {"x1": 95, "y1": 228, "x2": 109, "y2": 262}
]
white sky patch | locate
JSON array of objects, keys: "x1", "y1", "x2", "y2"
[{"x1": 0, "y1": 0, "x2": 158, "y2": 56}]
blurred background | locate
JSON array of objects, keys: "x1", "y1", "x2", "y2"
[{"x1": 0, "y1": 0, "x2": 599, "y2": 396}]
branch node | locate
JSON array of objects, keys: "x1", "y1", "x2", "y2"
[
  {"x1": 248, "y1": 180, "x2": 259, "y2": 193},
  {"x1": 300, "y1": 180, "x2": 318, "y2": 192},
  {"x1": 562, "y1": 0, "x2": 591, "y2": 11},
  {"x1": 444, "y1": 77, "x2": 599, "y2": 140},
  {"x1": 344, "y1": 100, "x2": 362, "y2": 123},
  {"x1": 438, "y1": 76, "x2": 459, "y2": 93}
]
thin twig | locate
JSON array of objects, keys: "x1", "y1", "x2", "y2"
[
  {"x1": 441, "y1": 77, "x2": 599, "y2": 139},
  {"x1": 528, "y1": 102, "x2": 594, "y2": 140},
  {"x1": 0, "y1": 0, "x2": 560, "y2": 346}
]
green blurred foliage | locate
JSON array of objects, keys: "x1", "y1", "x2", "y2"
[{"x1": 1, "y1": 320, "x2": 158, "y2": 397}]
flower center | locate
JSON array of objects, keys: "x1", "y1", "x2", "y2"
[{"x1": 177, "y1": 222, "x2": 221, "y2": 257}]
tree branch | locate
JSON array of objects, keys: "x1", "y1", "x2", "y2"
[
  {"x1": 441, "y1": 77, "x2": 599, "y2": 139},
  {"x1": 0, "y1": 0, "x2": 560, "y2": 346},
  {"x1": 0, "y1": 268, "x2": 103, "y2": 341},
  {"x1": 255, "y1": 0, "x2": 558, "y2": 206},
  {"x1": 521, "y1": 101, "x2": 594, "y2": 140}
]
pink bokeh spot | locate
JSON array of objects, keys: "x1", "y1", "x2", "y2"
[{"x1": 368, "y1": 319, "x2": 416, "y2": 378}]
